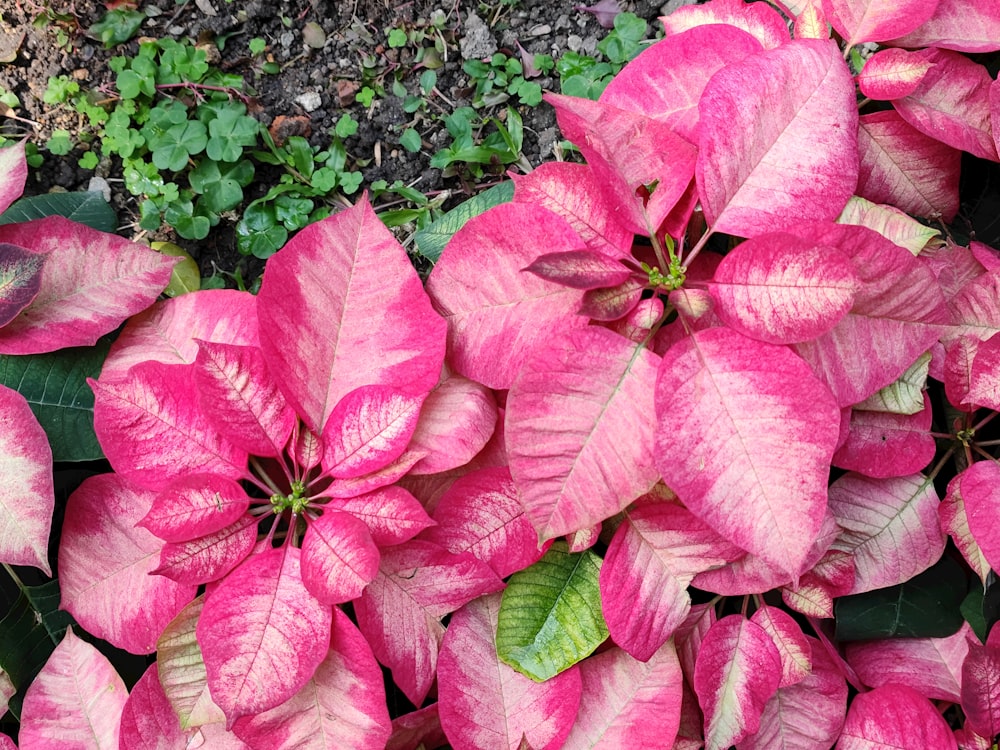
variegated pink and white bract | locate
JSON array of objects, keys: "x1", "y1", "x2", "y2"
[{"x1": 14, "y1": 0, "x2": 1000, "y2": 744}]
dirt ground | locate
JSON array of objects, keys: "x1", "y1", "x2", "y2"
[{"x1": 0, "y1": 0, "x2": 673, "y2": 279}]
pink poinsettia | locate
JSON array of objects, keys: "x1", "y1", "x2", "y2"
[{"x1": 58, "y1": 199, "x2": 502, "y2": 729}]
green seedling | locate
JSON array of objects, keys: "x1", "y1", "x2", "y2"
[
  {"x1": 463, "y1": 53, "x2": 542, "y2": 108},
  {"x1": 430, "y1": 106, "x2": 529, "y2": 178},
  {"x1": 89, "y1": 8, "x2": 144, "y2": 47}
]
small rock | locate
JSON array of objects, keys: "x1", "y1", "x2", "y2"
[
  {"x1": 87, "y1": 177, "x2": 112, "y2": 203},
  {"x1": 536, "y1": 127, "x2": 558, "y2": 158},
  {"x1": 529, "y1": 24, "x2": 551, "y2": 37},
  {"x1": 459, "y1": 11, "x2": 498, "y2": 60},
  {"x1": 567, "y1": 33, "x2": 584, "y2": 52},
  {"x1": 280, "y1": 30, "x2": 295, "y2": 48},
  {"x1": 302, "y1": 22, "x2": 326, "y2": 49},
  {"x1": 295, "y1": 91, "x2": 322, "y2": 112}
]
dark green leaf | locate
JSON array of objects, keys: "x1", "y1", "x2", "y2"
[
  {"x1": 834, "y1": 555, "x2": 967, "y2": 641},
  {"x1": 89, "y1": 8, "x2": 145, "y2": 47},
  {"x1": 236, "y1": 203, "x2": 287, "y2": 259},
  {"x1": 0, "y1": 192, "x2": 116, "y2": 233},
  {"x1": 0, "y1": 340, "x2": 109, "y2": 461},
  {"x1": 984, "y1": 569, "x2": 1000, "y2": 641},
  {"x1": 413, "y1": 181, "x2": 513, "y2": 263},
  {"x1": 0, "y1": 580, "x2": 76, "y2": 719},
  {"x1": 962, "y1": 577, "x2": 988, "y2": 644}
]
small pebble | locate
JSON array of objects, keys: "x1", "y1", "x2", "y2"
[{"x1": 295, "y1": 91, "x2": 322, "y2": 112}]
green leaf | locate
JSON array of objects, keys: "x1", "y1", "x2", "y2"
[
  {"x1": 236, "y1": 203, "x2": 287, "y2": 259},
  {"x1": 152, "y1": 241, "x2": 200, "y2": 297},
  {"x1": 495, "y1": 542, "x2": 608, "y2": 682},
  {"x1": 962, "y1": 577, "x2": 988, "y2": 644},
  {"x1": 46, "y1": 129, "x2": 73, "y2": 155},
  {"x1": 834, "y1": 555, "x2": 968, "y2": 641},
  {"x1": 89, "y1": 8, "x2": 145, "y2": 47},
  {"x1": 0, "y1": 580, "x2": 76, "y2": 719},
  {"x1": 149, "y1": 120, "x2": 208, "y2": 172},
  {"x1": 413, "y1": 181, "x2": 513, "y2": 263},
  {"x1": 0, "y1": 191, "x2": 116, "y2": 233},
  {"x1": 400, "y1": 128, "x2": 422, "y2": 153},
  {"x1": 188, "y1": 159, "x2": 253, "y2": 213},
  {"x1": 0, "y1": 340, "x2": 109, "y2": 461},
  {"x1": 205, "y1": 103, "x2": 260, "y2": 162}
]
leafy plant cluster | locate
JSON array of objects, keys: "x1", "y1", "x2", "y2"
[
  {"x1": 40, "y1": 35, "x2": 365, "y2": 258},
  {"x1": 5, "y1": 0, "x2": 1000, "y2": 748}
]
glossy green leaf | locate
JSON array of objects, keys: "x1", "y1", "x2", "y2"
[
  {"x1": 152, "y1": 241, "x2": 200, "y2": 297},
  {"x1": 0, "y1": 339, "x2": 109, "y2": 461},
  {"x1": 413, "y1": 181, "x2": 513, "y2": 263},
  {"x1": 962, "y1": 577, "x2": 988, "y2": 644},
  {"x1": 0, "y1": 192, "x2": 116, "y2": 233},
  {"x1": 0, "y1": 579, "x2": 76, "y2": 720},
  {"x1": 834, "y1": 554, "x2": 967, "y2": 641},
  {"x1": 496, "y1": 541, "x2": 608, "y2": 681}
]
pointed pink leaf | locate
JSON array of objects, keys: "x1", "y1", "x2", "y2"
[
  {"x1": 321, "y1": 386, "x2": 424, "y2": 479},
  {"x1": 736, "y1": 637, "x2": 847, "y2": 750},
  {"x1": 833, "y1": 395, "x2": 936, "y2": 478},
  {"x1": 948, "y1": 270, "x2": 1000, "y2": 343},
  {"x1": 546, "y1": 92, "x2": 698, "y2": 236},
  {"x1": 888, "y1": 0, "x2": 1000, "y2": 52},
  {"x1": 139, "y1": 473, "x2": 250, "y2": 543},
  {"x1": 655, "y1": 328, "x2": 839, "y2": 576},
  {"x1": 438, "y1": 593, "x2": 582, "y2": 750},
  {"x1": 91, "y1": 361, "x2": 248, "y2": 491},
  {"x1": 579, "y1": 278, "x2": 644, "y2": 321},
  {"x1": 963, "y1": 640, "x2": 1000, "y2": 740},
  {"x1": 0, "y1": 385, "x2": 53, "y2": 574},
  {"x1": 354, "y1": 540, "x2": 504, "y2": 706},
  {"x1": 320, "y1": 448, "x2": 427, "y2": 499},
  {"x1": 969, "y1": 332, "x2": 1000, "y2": 410},
  {"x1": 675, "y1": 602, "x2": 717, "y2": 682},
  {"x1": 749, "y1": 606, "x2": 811, "y2": 689},
  {"x1": 59, "y1": 474, "x2": 196, "y2": 653},
  {"x1": 600, "y1": 25, "x2": 762, "y2": 143},
  {"x1": 857, "y1": 109, "x2": 960, "y2": 221},
  {"x1": 839, "y1": 683, "x2": 957, "y2": 749},
  {"x1": 781, "y1": 548, "x2": 856, "y2": 618},
  {"x1": 19, "y1": 629, "x2": 127, "y2": 750},
  {"x1": 524, "y1": 250, "x2": 632, "y2": 290},
  {"x1": 0, "y1": 217, "x2": 174, "y2": 354},
  {"x1": 0, "y1": 242, "x2": 46, "y2": 327},
  {"x1": 321, "y1": 486, "x2": 434, "y2": 547},
  {"x1": 660, "y1": 0, "x2": 790, "y2": 49},
  {"x1": 232, "y1": 607, "x2": 391, "y2": 749},
  {"x1": 101, "y1": 290, "x2": 259, "y2": 381},
  {"x1": 857, "y1": 47, "x2": 935, "y2": 100},
  {"x1": 823, "y1": 0, "x2": 939, "y2": 46},
  {"x1": 562, "y1": 642, "x2": 682, "y2": 749},
  {"x1": 510, "y1": 162, "x2": 633, "y2": 256},
  {"x1": 387, "y1": 705, "x2": 446, "y2": 750},
  {"x1": 959, "y1": 460, "x2": 1000, "y2": 572},
  {"x1": 0, "y1": 142, "x2": 27, "y2": 214},
  {"x1": 601, "y1": 503, "x2": 742, "y2": 661},
  {"x1": 197, "y1": 547, "x2": 333, "y2": 724},
  {"x1": 709, "y1": 234, "x2": 859, "y2": 344},
  {"x1": 291, "y1": 423, "x2": 324, "y2": 473},
  {"x1": 426, "y1": 202, "x2": 588, "y2": 389},
  {"x1": 406, "y1": 372, "x2": 497, "y2": 475},
  {"x1": 846, "y1": 623, "x2": 971, "y2": 703},
  {"x1": 789, "y1": 222, "x2": 947, "y2": 406},
  {"x1": 301, "y1": 510, "x2": 379, "y2": 603},
  {"x1": 894, "y1": 49, "x2": 997, "y2": 161},
  {"x1": 118, "y1": 664, "x2": 189, "y2": 749},
  {"x1": 193, "y1": 341, "x2": 296, "y2": 457},
  {"x1": 828, "y1": 472, "x2": 945, "y2": 594},
  {"x1": 508, "y1": 326, "x2": 660, "y2": 541},
  {"x1": 697, "y1": 39, "x2": 858, "y2": 238},
  {"x1": 693, "y1": 615, "x2": 782, "y2": 750},
  {"x1": 152, "y1": 514, "x2": 257, "y2": 585},
  {"x1": 258, "y1": 198, "x2": 445, "y2": 431},
  {"x1": 575, "y1": 0, "x2": 619, "y2": 28},
  {"x1": 422, "y1": 466, "x2": 543, "y2": 578},
  {"x1": 795, "y1": 0, "x2": 830, "y2": 39},
  {"x1": 609, "y1": 297, "x2": 665, "y2": 344},
  {"x1": 940, "y1": 474, "x2": 991, "y2": 585}
]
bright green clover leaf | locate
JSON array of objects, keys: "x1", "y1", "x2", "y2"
[
  {"x1": 188, "y1": 159, "x2": 254, "y2": 214},
  {"x1": 387, "y1": 28, "x2": 408, "y2": 48},
  {"x1": 334, "y1": 113, "x2": 358, "y2": 139},
  {"x1": 205, "y1": 104, "x2": 260, "y2": 162},
  {"x1": 148, "y1": 120, "x2": 209, "y2": 172},
  {"x1": 164, "y1": 198, "x2": 211, "y2": 240},
  {"x1": 46, "y1": 130, "x2": 73, "y2": 155},
  {"x1": 236, "y1": 202, "x2": 288, "y2": 259},
  {"x1": 274, "y1": 194, "x2": 315, "y2": 231}
]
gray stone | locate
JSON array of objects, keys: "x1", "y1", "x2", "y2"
[
  {"x1": 295, "y1": 91, "x2": 322, "y2": 112},
  {"x1": 459, "y1": 12, "x2": 498, "y2": 60}
]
